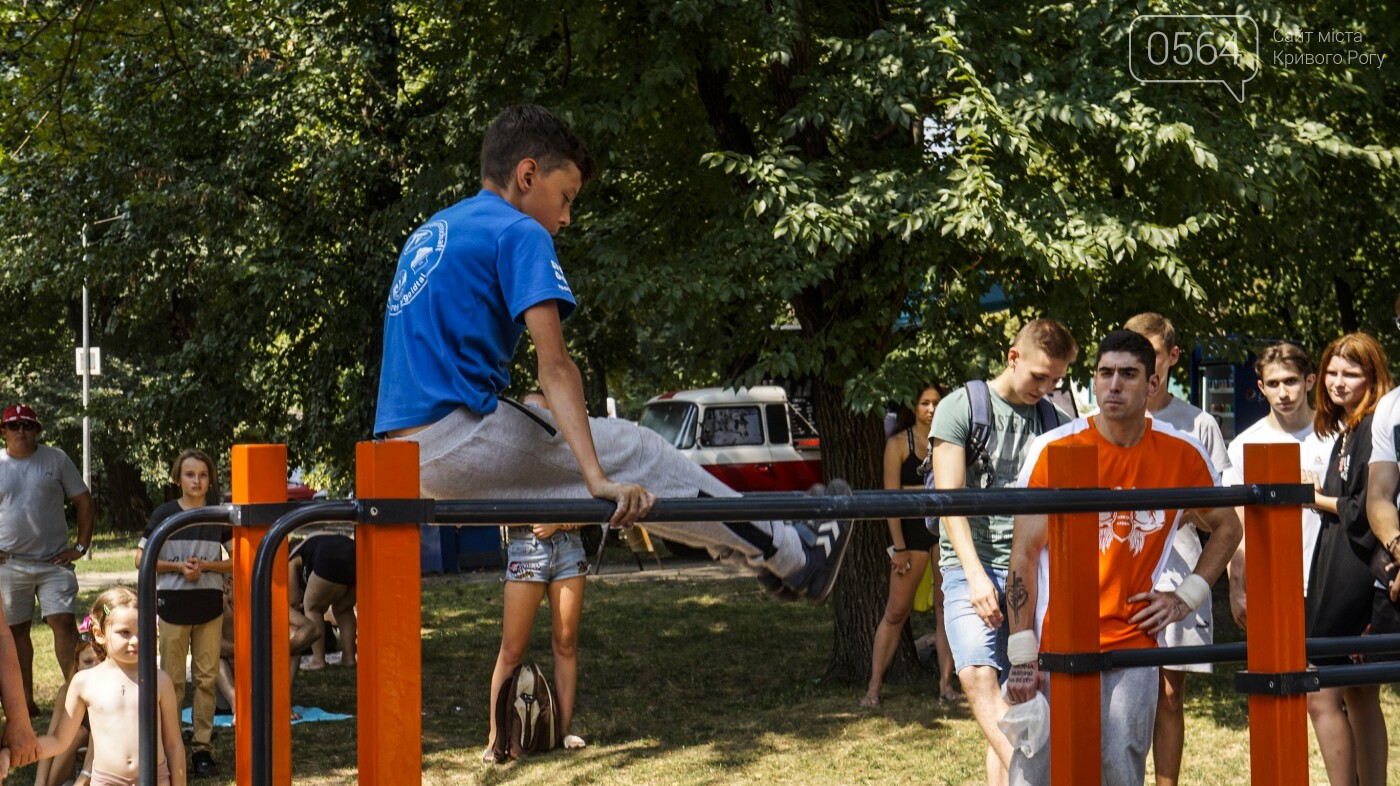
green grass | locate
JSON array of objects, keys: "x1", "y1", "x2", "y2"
[{"x1": 7, "y1": 561, "x2": 1400, "y2": 784}]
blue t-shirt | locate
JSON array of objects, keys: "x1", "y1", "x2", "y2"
[{"x1": 374, "y1": 190, "x2": 577, "y2": 434}]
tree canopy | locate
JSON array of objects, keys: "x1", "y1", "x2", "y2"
[{"x1": 3, "y1": 0, "x2": 1398, "y2": 678}]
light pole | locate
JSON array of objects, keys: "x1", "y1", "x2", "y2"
[{"x1": 79, "y1": 214, "x2": 125, "y2": 552}]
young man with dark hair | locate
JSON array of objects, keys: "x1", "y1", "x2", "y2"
[
  {"x1": 1223, "y1": 344, "x2": 1332, "y2": 602},
  {"x1": 1004, "y1": 329, "x2": 1243, "y2": 786},
  {"x1": 930, "y1": 317, "x2": 1077, "y2": 786},
  {"x1": 1122, "y1": 312, "x2": 1231, "y2": 786},
  {"x1": 374, "y1": 105, "x2": 851, "y2": 603}
]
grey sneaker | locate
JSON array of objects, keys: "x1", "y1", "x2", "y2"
[{"x1": 782, "y1": 478, "x2": 854, "y2": 604}]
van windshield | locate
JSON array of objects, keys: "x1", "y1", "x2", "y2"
[{"x1": 639, "y1": 402, "x2": 698, "y2": 449}]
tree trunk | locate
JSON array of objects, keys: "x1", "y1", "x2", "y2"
[
  {"x1": 809, "y1": 377, "x2": 925, "y2": 684},
  {"x1": 101, "y1": 456, "x2": 153, "y2": 533}
]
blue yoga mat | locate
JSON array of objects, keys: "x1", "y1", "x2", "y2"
[{"x1": 181, "y1": 706, "x2": 353, "y2": 727}]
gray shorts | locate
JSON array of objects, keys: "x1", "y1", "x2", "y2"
[
  {"x1": 0, "y1": 557, "x2": 79, "y2": 624},
  {"x1": 1010, "y1": 666, "x2": 1159, "y2": 786},
  {"x1": 505, "y1": 529, "x2": 589, "y2": 583},
  {"x1": 1155, "y1": 525, "x2": 1213, "y2": 674},
  {"x1": 404, "y1": 405, "x2": 795, "y2": 572}
]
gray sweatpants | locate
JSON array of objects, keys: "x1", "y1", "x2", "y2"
[
  {"x1": 402, "y1": 405, "x2": 805, "y2": 577},
  {"x1": 1009, "y1": 666, "x2": 1159, "y2": 786}
]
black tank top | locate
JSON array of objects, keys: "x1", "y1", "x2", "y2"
[{"x1": 900, "y1": 428, "x2": 924, "y2": 487}]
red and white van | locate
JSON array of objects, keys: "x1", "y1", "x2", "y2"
[{"x1": 638, "y1": 386, "x2": 823, "y2": 492}]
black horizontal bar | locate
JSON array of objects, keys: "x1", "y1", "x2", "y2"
[
  {"x1": 1041, "y1": 634, "x2": 1400, "y2": 673},
  {"x1": 1314, "y1": 661, "x2": 1400, "y2": 690},
  {"x1": 431, "y1": 484, "x2": 1310, "y2": 526}
]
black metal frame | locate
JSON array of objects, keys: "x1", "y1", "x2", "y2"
[
  {"x1": 137, "y1": 505, "x2": 237, "y2": 786},
  {"x1": 133, "y1": 481, "x2": 1377, "y2": 786},
  {"x1": 1039, "y1": 633, "x2": 1400, "y2": 695}
]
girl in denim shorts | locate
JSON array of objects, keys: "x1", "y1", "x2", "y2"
[{"x1": 484, "y1": 523, "x2": 591, "y2": 762}]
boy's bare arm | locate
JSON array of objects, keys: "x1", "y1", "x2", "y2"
[
  {"x1": 933, "y1": 439, "x2": 1002, "y2": 628},
  {"x1": 523, "y1": 301, "x2": 655, "y2": 527}
]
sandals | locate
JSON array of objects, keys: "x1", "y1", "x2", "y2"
[
  {"x1": 563, "y1": 734, "x2": 587, "y2": 750},
  {"x1": 858, "y1": 694, "x2": 881, "y2": 709}
]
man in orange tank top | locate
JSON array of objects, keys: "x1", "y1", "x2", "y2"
[{"x1": 1003, "y1": 330, "x2": 1244, "y2": 786}]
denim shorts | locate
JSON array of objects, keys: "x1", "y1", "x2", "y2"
[
  {"x1": 505, "y1": 529, "x2": 589, "y2": 584},
  {"x1": 941, "y1": 565, "x2": 1011, "y2": 677}
]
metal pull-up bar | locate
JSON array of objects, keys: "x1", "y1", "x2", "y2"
[{"x1": 133, "y1": 440, "x2": 1354, "y2": 786}]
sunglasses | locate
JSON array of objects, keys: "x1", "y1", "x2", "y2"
[{"x1": 2, "y1": 422, "x2": 38, "y2": 432}]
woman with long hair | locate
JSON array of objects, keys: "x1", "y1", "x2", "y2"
[
  {"x1": 1305, "y1": 332, "x2": 1394, "y2": 786},
  {"x1": 862, "y1": 382, "x2": 960, "y2": 707}
]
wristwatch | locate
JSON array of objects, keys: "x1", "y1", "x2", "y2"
[{"x1": 74, "y1": 543, "x2": 88, "y2": 556}]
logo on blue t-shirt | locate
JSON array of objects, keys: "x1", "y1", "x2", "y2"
[
  {"x1": 550, "y1": 259, "x2": 573, "y2": 294},
  {"x1": 387, "y1": 220, "x2": 448, "y2": 316}
]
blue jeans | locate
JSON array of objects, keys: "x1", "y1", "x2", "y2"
[{"x1": 941, "y1": 565, "x2": 1011, "y2": 676}]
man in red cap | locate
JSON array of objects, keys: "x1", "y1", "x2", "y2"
[{"x1": 0, "y1": 404, "x2": 93, "y2": 729}]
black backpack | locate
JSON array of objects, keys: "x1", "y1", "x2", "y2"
[
  {"x1": 488, "y1": 663, "x2": 562, "y2": 762},
  {"x1": 919, "y1": 380, "x2": 1060, "y2": 525}
]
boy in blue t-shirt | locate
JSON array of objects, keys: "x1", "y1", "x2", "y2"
[{"x1": 374, "y1": 104, "x2": 851, "y2": 603}]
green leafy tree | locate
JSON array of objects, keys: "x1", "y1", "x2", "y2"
[{"x1": 3, "y1": 0, "x2": 1398, "y2": 683}]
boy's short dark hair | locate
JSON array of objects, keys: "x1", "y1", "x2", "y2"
[
  {"x1": 480, "y1": 105, "x2": 597, "y2": 188},
  {"x1": 1096, "y1": 330, "x2": 1157, "y2": 376}
]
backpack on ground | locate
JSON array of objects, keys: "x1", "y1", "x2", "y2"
[
  {"x1": 919, "y1": 380, "x2": 1060, "y2": 528},
  {"x1": 489, "y1": 663, "x2": 562, "y2": 762}
]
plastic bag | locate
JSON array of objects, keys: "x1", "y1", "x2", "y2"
[{"x1": 997, "y1": 689, "x2": 1049, "y2": 759}]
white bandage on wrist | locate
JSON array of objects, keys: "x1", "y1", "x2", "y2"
[
  {"x1": 1007, "y1": 630, "x2": 1039, "y2": 666},
  {"x1": 1174, "y1": 574, "x2": 1211, "y2": 612}
]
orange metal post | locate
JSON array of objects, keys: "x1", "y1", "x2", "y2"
[
  {"x1": 355, "y1": 440, "x2": 422, "y2": 786},
  {"x1": 1244, "y1": 442, "x2": 1308, "y2": 786},
  {"x1": 1046, "y1": 443, "x2": 1101, "y2": 786},
  {"x1": 231, "y1": 445, "x2": 291, "y2": 786}
]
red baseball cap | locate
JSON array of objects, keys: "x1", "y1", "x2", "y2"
[{"x1": 1, "y1": 405, "x2": 42, "y2": 429}]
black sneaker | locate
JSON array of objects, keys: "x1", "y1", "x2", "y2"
[
  {"x1": 756, "y1": 570, "x2": 800, "y2": 601},
  {"x1": 191, "y1": 750, "x2": 218, "y2": 778},
  {"x1": 782, "y1": 478, "x2": 854, "y2": 604},
  {"x1": 756, "y1": 481, "x2": 828, "y2": 601}
]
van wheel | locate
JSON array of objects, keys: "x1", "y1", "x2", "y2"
[{"x1": 659, "y1": 538, "x2": 709, "y2": 560}]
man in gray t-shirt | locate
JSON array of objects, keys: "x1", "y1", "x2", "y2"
[
  {"x1": 930, "y1": 318, "x2": 1077, "y2": 786},
  {"x1": 0, "y1": 404, "x2": 93, "y2": 715}
]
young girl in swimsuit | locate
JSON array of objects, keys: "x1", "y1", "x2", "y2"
[{"x1": 26, "y1": 586, "x2": 186, "y2": 786}]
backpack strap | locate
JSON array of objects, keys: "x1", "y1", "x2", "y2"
[
  {"x1": 964, "y1": 380, "x2": 994, "y2": 468},
  {"x1": 1035, "y1": 396, "x2": 1059, "y2": 433}
]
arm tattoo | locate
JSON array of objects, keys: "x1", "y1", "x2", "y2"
[{"x1": 1007, "y1": 572, "x2": 1029, "y2": 619}]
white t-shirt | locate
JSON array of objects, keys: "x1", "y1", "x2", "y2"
[
  {"x1": 1223, "y1": 417, "x2": 1334, "y2": 594},
  {"x1": 1370, "y1": 388, "x2": 1400, "y2": 466}
]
